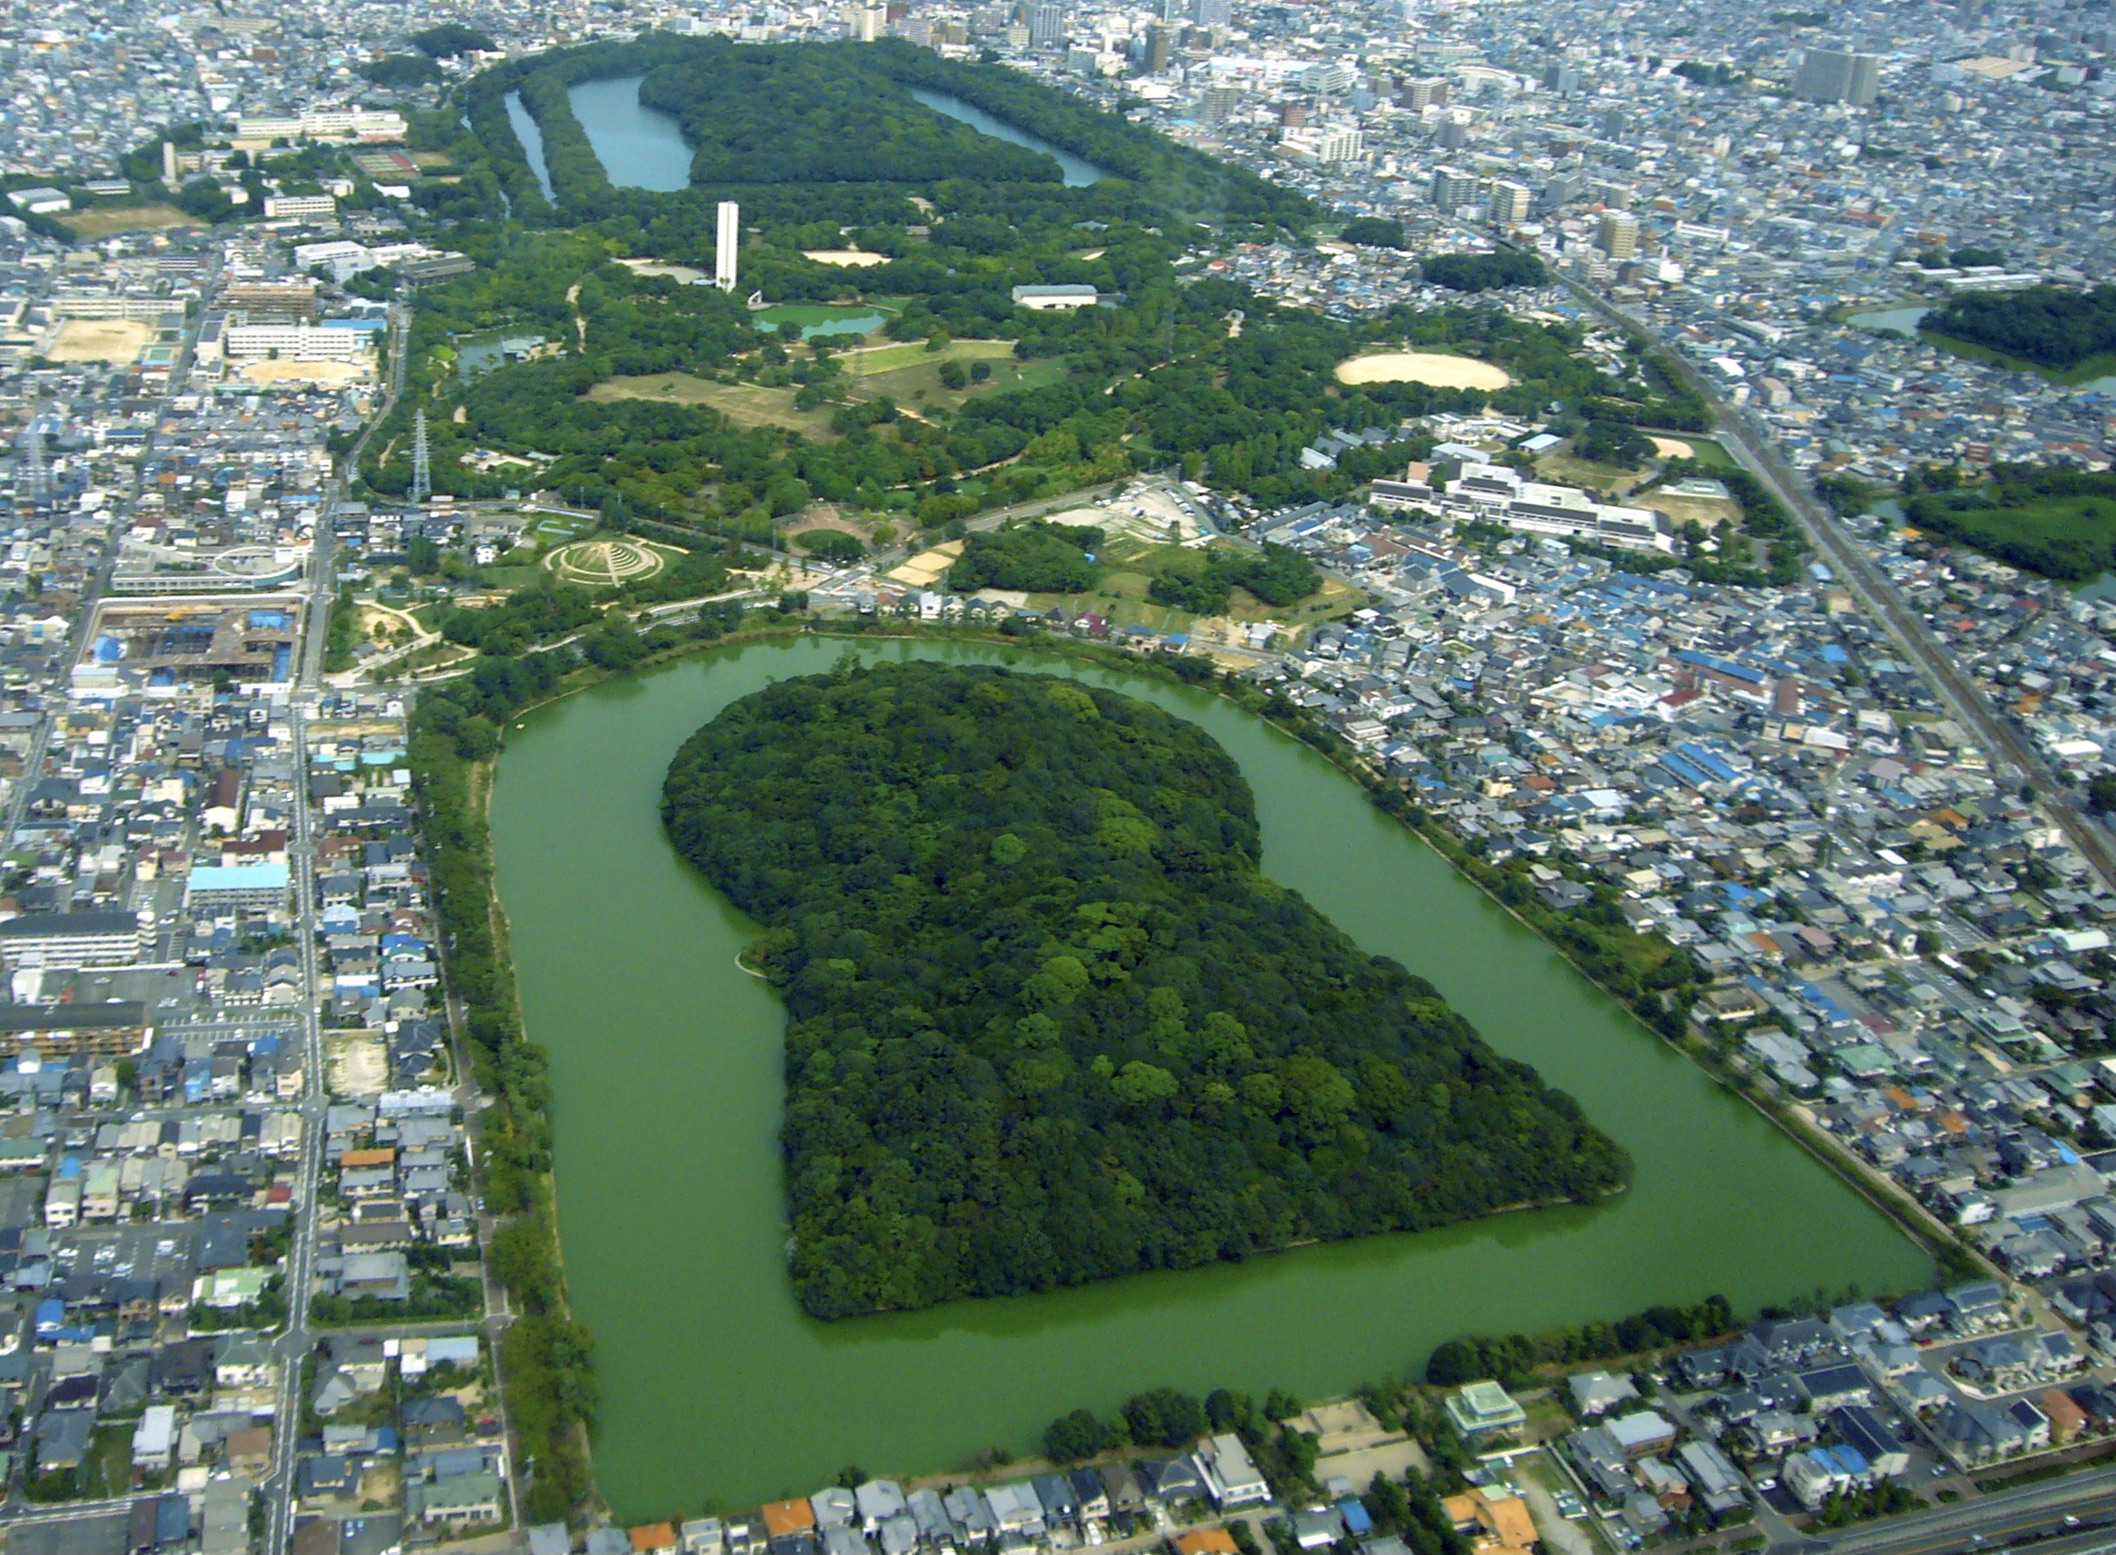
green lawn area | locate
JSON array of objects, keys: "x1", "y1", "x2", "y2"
[
  {"x1": 81, "y1": 1424, "x2": 133, "y2": 1499},
  {"x1": 1537, "y1": 451, "x2": 1648, "y2": 493},
  {"x1": 841, "y1": 337, "x2": 1017, "y2": 376},
  {"x1": 1909, "y1": 491, "x2": 2116, "y2": 580},
  {"x1": 847, "y1": 353, "x2": 1067, "y2": 409},
  {"x1": 1668, "y1": 436, "x2": 1737, "y2": 472}
]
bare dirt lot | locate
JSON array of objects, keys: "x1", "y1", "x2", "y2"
[
  {"x1": 48, "y1": 319, "x2": 151, "y2": 363},
  {"x1": 234, "y1": 358, "x2": 371, "y2": 387},
  {"x1": 802, "y1": 249, "x2": 889, "y2": 267},
  {"x1": 887, "y1": 540, "x2": 964, "y2": 587},
  {"x1": 1335, "y1": 351, "x2": 1512, "y2": 391}
]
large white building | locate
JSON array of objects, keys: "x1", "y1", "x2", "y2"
[
  {"x1": 235, "y1": 108, "x2": 407, "y2": 144},
  {"x1": 715, "y1": 201, "x2": 740, "y2": 294},
  {"x1": 222, "y1": 322, "x2": 371, "y2": 361},
  {"x1": 1372, "y1": 460, "x2": 1676, "y2": 553}
]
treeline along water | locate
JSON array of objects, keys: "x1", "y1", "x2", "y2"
[{"x1": 489, "y1": 637, "x2": 1931, "y2": 1518}]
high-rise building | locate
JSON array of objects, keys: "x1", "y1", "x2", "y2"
[
  {"x1": 1190, "y1": 0, "x2": 1230, "y2": 30},
  {"x1": 1437, "y1": 118, "x2": 1468, "y2": 150},
  {"x1": 847, "y1": 0, "x2": 886, "y2": 39},
  {"x1": 1430, "y1": 165, "x2": 1478, "y2": 211},
  {"x1": 1028, "y1": 0, "x2": 1067, "y2": 45},
  {"x1": 1399, "y1": 75, "x2": 1450, "y2": 109},
  {"x1": 1598, "y1": 210, "x2": 1639, "y2": 260},
  {"x1": 715, "y1": 201, "x2": 740, "y2": 294},
  {"x1": 1792, "y1": 47, "x2": 1880, "y2": 104},
  {"x1": 1146, "y1": 25, "x2": 1172, "y2": 72},
  {"x1": 1201, "y1": 85, "x2": 1241, "y2": 124},
  {"x1": 1489, "y1": 180, "x2": 1532, "y2": 225}
]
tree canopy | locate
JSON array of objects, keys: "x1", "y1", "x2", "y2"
[
  {"x1": 661, "y1": 663, "x2": 1629, "y2": 1318},
  {"x1": 945, "y1": 519, "x2": 1102, "y2": 592},
  {"x1": 1924, "y1": 283, "x2": 2116, "y2": 370},
  {"x1": 1421, "y1": 251, "x2": 1548, "y2": 293}
]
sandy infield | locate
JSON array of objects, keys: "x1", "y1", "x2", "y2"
[
  {"x1": 1334, "y1": 351, "x2": 1512, "y2": 390},
  {"x1": 1650, "y1": 436, "x2": 1695, "y2": 459},
  {"x1": 802, "y1": 249, "x2": 888, "y2": 267}
]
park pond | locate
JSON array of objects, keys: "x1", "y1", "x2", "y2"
[
  {"x1": 489, "y1": 636, "x2": 1933, "y2": 1518},
  {"x1": 752, "y1": 304, "x2": 887, "y2": 340}
]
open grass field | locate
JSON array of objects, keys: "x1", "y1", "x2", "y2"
[
  {"x1": 586, "y1": 373, "x2": 842, "y2": 440},
  {"x1": 841, "y1": 337, "x2": 1016, "y2": 376},
  {"x1": 1335, "y1": 349, "x2": 1512, "y2": 390},
  {"x1": 1909, "y1": 491, "x2": 2116, "y2": 580},
  {"x1": 847, "y1": 353, "x2": 1067, "y2": 410},
  {"x1": 1536, "y1": 451, "x2": 1649, "y2": 494},
  {"x1": 59, "y1": 202, "x2": 200, "y2": 239},
  {"x1": 1651, "y1": 434, "x2": 1737, "y2": 472}
]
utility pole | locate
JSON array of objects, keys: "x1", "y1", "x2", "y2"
[{"x1": 410, "y1": 408, "x2": 431, "y2": 505}]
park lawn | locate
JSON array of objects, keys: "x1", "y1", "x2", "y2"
[
  {"x1": 841, "y1": 337, "x2": 1016, "y2": 376},
  {"x1": 475, "y1": 566, "x2": 543, "y2": 592},
  {"x1": 60, "y1": 202, "x2": 201, "y2": 238},
  {"x1": 846, "y1": 354, "x2": 1066, "y2": 408},
  {"x1": 586, "y1": 373, "x2": 840, "y2": 441}
]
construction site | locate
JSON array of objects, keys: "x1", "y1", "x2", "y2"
[{"x1": 70, "y1": 597, "x2": 303, "y2": 692}]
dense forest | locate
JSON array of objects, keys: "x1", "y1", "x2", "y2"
[
  {"x1": 1421, "y1": 251, "x2": 1549, "y2": 294},
  {"x1": 946, "y1": 520, "x2": 1102, "y2": 592},
  {"x1": 1924, "y1": 283, "x2": 2116, "y2": 370},
  {"x1": 661, "y1": 663, "x2": 1630, "y2": 1318},
  {"x1": 461, "y1": 35, "x2": 1313, "y2": 236}
]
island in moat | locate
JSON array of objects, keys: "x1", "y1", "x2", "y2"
[{"x1": 659, "y1": 661, "x2": 1631, "y2": 1318}]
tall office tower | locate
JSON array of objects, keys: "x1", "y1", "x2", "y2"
[
  {"x1": 1190, "y1": 0, "x2": 1230, "y2": 30},
  {"x1": 1430, "y1": 165, "x2": 1478, "y2": 211},
  {"x1": 1598, "y1": 209, "x2": 1639, "y2": 260},
  {"x1": 1489, "y1": 180, "x2": 1532, "y2": 225},
  {"x1": 1279, "y1": 102, "x2": 1309, "y2": 128},
  {"x1": 1792, "y1": 47, "x2": 1880, "y2": 104},
  {"x1": 1028, "y1": 0, "x2": 1067, "y2": 45},
  {"x1": 1201, "y1": 85, "x2": 1241, "y2": 123},
  {"x1": 715, "y1": 201, "x2": 740, "y2": 293},
  {"x1": 1541, "y1": 62, "x2": 1581, "y2": 95},
  {"x1": 1146, "y1": 25, "x2": 1172, "y2": 72},
  {"x1": 848, "y1": 1, "x2": 886, "y2": 39},
  {"x1": 1399, "y1": 75, "x2": 1450, "y2": 109}
]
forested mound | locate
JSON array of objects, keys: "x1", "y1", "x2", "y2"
[
  {"x1": 1924, "y1": 284, "x2": 2116, "y2": 371},
  {"x1": 661, "y1": 662, "x2": 1630, "y2": 1318}
]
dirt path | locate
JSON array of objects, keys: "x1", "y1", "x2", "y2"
[{"x1": 566, "y1": 282, "x2": 587, "y2": 351}]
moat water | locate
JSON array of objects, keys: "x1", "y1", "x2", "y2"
[
  {"x1": 489, "y1": 636, "x2": 1932, "y2": 1517},
  {"x1": 569, "y1": 74, "x2": 695, "y2": 192}
]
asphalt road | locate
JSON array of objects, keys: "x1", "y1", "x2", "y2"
[{"x1": 1807, "y1": 1463, "x2": 2116, "y2": 1555}]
